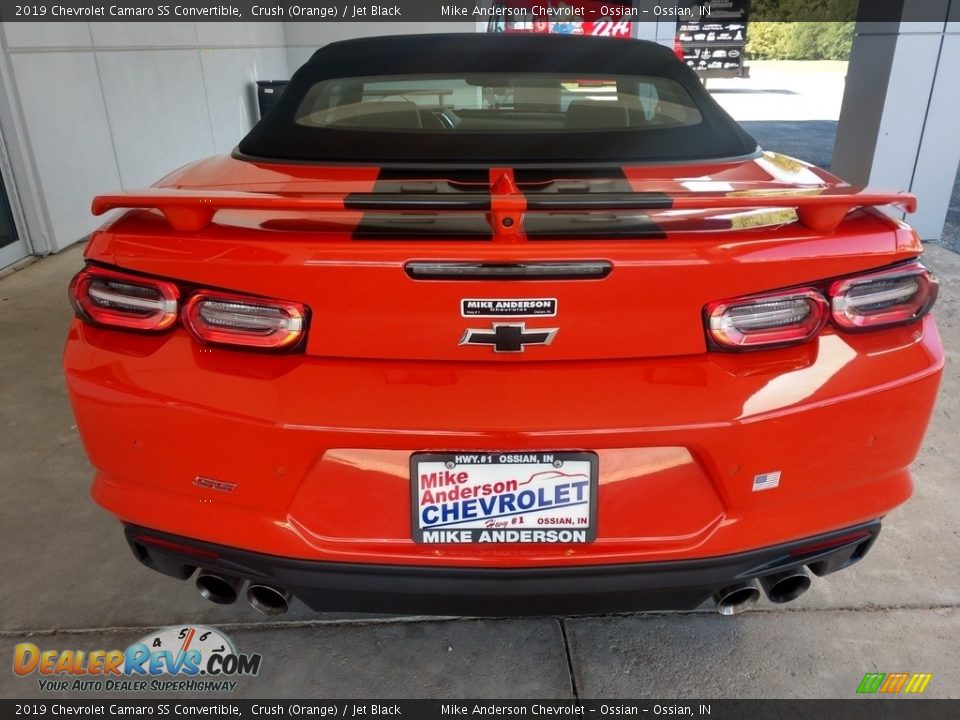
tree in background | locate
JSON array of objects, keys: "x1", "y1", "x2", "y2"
[
  {"x1": 745, "y1": 0, "x2": 856, "y2": 60},
  {"x1": 746, "y1": 22, "x2": 854, "y2": 60},
  {"x1": 749, "y1": 0, "x2": 857, "y2": 21}
]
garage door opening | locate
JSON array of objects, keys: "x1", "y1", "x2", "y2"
[{"x1": 0, "y1": 171, "x2": 26, "y2": 270}]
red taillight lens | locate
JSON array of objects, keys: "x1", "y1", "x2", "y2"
[
  {"x1": 68, "y1": 267, "x2": 179, "y2": 331},
  {"x1": 183, "y1": 292, "x2": 306, "y2": 350},
  {"x1": 706, "y1": 289, "x2": 828, "y2": 350},
  {"x1": 830, "y1": 262, "x2": 938, "y2": 331}
]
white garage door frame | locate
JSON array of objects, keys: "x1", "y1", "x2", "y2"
[
  {"x1": 0, "y1": 136, "x2": 29, "y2": 270},
  {"x1": 0, "y1": 27, "x2": 54, "y2": 272}
]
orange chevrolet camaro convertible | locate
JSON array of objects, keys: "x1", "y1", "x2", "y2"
[{"x1": 64, "y1": 34, "x2": 943, "y2": 616}]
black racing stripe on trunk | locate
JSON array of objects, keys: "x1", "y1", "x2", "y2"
[
  {"x1": 351, "y1": 167, "x2": 668, "y2": 240},
  {"x1": 514, "y1": 167, "x2": 633, "y2": 193},
  {"x1": 520, "y1": 170, "x2": 669, "y2": 238},
  {"x1": 345, "y1": 191, "x2": 674, "y2": 212},
  {"x1": 369, "y1": 167, "x2": 635, "y2": 195},
  {"x1": 352, "y1": 166, "x2": 492, "y2": 239},
  {"x1": 524, "y1": 192, "x2": 673, "y2": 210},
  {"x1": 352, "y1": 211, "x2": 668, "y2": 240},
  {"x1": 374, "y1": 168, "x2": 491, "y2": 186},
  {"x1": 514, "y1": 167, "x2": 627, "y2": 181},
  {"x1": 523, "y1": 213, "x2": 667, "y2": 240},
  {"x1": 344, "y1": 194, "x2": 492, "y2": 210},
  {"x1": 368, "y1": 168, "x2": 490, "y2": 198},
  {"x1": 352, "y1": 213, "x2": 492, "y2": 240}
]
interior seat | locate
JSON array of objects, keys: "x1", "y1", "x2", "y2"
[
  {"x1": 354, "y1": 101, "x2": 423, "y2": 129},
  {"x1": 564, "y1": 100, "x2": 631, "y2": 129}
]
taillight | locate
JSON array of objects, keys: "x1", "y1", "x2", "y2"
[
  {"x1": 705, "y1": 261, "x2": 938, "y2": 351},
  {"x1": 183, "y1": 292, "x2": 306, "y2": 350},
  {"x1": 706, "y1": 289, "x2": 828, "y2": 350},
  {"x1": 830, "y1": 262, "x2": 938, "y2": 331},
  {"x1": 68, "y1": 267, "x2": 179, "y2": 331}
]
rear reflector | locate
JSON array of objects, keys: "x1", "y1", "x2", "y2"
[
  {"x1": 789, "y1": 530, "x2": 871, "y2": 557},
  {"x1": 707, "y1": 289, "x2": 827, "y2": 349},
  {"x1": 830, "y1": 262, "x2": 937, "y2": 330},
  {"x1": 183, "y1": 292, "x2": 306, "y2": 349},
  {"x1": 133, "y1": 535, "x2": 219, "y2": 560},
  {"x1": 68, "y1": 267, "x2": 179, "y2": 331}
]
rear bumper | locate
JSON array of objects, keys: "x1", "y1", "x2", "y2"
[
  {"x1": 66, "y1": 317, "x2": 943, "y2": 568},
  {"x1": 127, "y1": 521, "x2": 880, "y2": 615}
]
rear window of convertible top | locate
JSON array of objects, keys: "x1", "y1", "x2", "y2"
[
  {"x1": 293, "y1": 73, "x2": 703, "y2": 133},
  {"x1": 236, "y1": 35, "x2": 758, "y2": 163}
]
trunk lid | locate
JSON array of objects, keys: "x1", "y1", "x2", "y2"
[{"x1": 87, "y1": 154, "x2": 920, "y2": 362}]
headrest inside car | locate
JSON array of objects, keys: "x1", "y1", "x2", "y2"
[
  {"x1": 565, "y1": 100, "x2": 631, "y2": 129},
  {"x1": 354, "y1": 101, "x2": 424, "y2": 129}
]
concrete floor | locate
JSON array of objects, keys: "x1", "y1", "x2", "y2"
[
  {"x1": 0, "y1": 242, "x2": 958, "y2": 699},
  {"x1": 710, "y1": 60, "x2": 849, "y2": 122}
]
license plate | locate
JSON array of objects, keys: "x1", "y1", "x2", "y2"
[{"x1": 411, "y1": 451, "x2": 597, "y2": 543}]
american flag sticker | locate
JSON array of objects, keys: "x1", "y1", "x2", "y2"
[{"x1": 752, "y1": 471, "x2": 782, "y2": 491}]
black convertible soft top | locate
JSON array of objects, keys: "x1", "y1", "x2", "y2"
[{"x1": 238, "y1": 33, "x2": 758, "y2": 165}]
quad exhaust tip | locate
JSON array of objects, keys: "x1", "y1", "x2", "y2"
[
  {"x1": 759, "y1": 568, "x2": 812, "y2": 604},
  {"x1": 713, "y1": 580, "x2": 761, "y2": 615},
  {"x1": 196, "y1": 571, "x2": 242, "y2": 605},
  {"x1": 246, "y1": 584, "x2": 292, "y2": 616}
]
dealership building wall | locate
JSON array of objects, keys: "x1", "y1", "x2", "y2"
[
  {"x1": 833, "y1": 17, "x2": 960, "y2": 241},
  {"x1": 0, "y1": 15, "x2": 958, "y2": 271},
  {"x1": 0, "y1": 21, "x2": 289, "y2": 260},
  {"x1": 0, "y1": 21, "x2": 471, "y2": 266}
]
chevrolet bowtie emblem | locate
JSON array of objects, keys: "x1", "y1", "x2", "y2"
[{"x1": 459, "y1": 323, "x2": 558, "y2": 353}]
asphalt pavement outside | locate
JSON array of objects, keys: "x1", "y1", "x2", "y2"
[{"x1": 1, "y1": 61, "x2": 958, "y2": 700}]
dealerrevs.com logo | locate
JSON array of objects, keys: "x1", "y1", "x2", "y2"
[
  {"x1": 13, "y1": 625, "x2": 261, "y2": 693},
  {"x1": 856, "y1": 672, "x2": 933, "y2": 694}
]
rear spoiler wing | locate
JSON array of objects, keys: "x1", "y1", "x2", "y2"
[{"x1": 92, "y1": 186, "x2": 917, "y2": 236}]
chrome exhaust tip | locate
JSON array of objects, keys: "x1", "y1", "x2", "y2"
[
  {"x1": 195, "y1": 571, "x2": 242, "y2": 605},
  {"x1": 759, "y1": 568, "x2": 811, "y2": 604},
  {"x1": 713, "y1": 580, "x2": 761, "y2": 615},
  {"x1": 246, "y1": 584, "x2": 292, "y2": 616}
]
